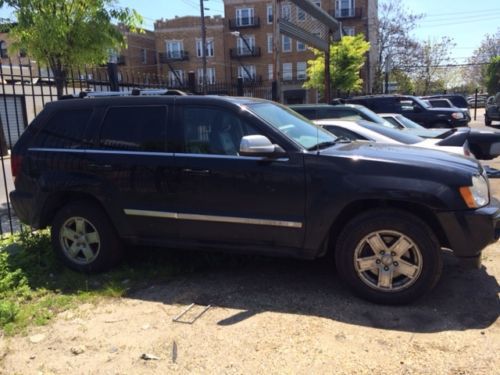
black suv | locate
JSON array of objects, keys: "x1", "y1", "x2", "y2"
[
  {"x1": 346, "y1": 95, "x2": 470, "y2": 128},
  {"x1": 10, "y1": 94, "x2": 500, "y2": 304}
]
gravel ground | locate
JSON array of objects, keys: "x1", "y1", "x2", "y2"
[{"x1": 0, "y1": 108, "x2": 498, "y2": 374}]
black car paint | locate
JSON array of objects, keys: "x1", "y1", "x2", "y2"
[
  {"x1": 346, "y1": 95, "x2": 469, "y2": 128},
  {"x1": 10, "y1": 96, "x2": 500, "y2": 263}
]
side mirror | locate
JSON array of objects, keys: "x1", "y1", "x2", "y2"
[{"x1": 239, "y1": 135, "x2": 286, "y2": 157}]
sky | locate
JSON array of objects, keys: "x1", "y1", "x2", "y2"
[{"x1": 0, "y1": 0, "x2": 498, "y2": 63}]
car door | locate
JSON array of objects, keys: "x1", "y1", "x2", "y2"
[
  {"x1": 84, "y1": 104, "x2": 179, "y2": 240},
  {"x1": 171, "y1": 103, "x2": 306, "y2": 252}
]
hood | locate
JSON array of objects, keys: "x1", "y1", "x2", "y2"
[{"x1": 318, "y1": 141, "x2": 480, "y2": 176}]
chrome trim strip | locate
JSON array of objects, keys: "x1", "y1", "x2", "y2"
[
  {"x1": 176, "y1": 153, "x2": 289, "y2": 161},
  {"x1": 28, "y1": 147, "x2": 175, "y2": 157},
  {"x1": 124, "y1": 209, "x2": 302, "y2": 228}
]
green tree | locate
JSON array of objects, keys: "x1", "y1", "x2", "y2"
[
  {"x1": 485, "y1": 56, "x2": 500, "y2": 95},
  {"x1": 0, "y1": 0, "x2": 142, "y2": 97},
  {"x1": 304, "y1": 34, "x2": 370, "y2": 97}
]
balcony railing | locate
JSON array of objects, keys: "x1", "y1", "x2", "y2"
[
  {"x1": 230, "y1": 47, "x2": 261, "y2": 59},
  {"x1": 159, "y1": 51, "x2": 189, "y2": 63},
  {"x1": 228, "y1": 16, "x2": 260, "y2": 30},
  {"x1": 332, "y1": 7, "x2": 362, "y2": 19}
]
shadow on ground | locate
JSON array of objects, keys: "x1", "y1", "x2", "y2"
[{"x1": 122, "y1": 247, "x2": 499, "y2": 334}]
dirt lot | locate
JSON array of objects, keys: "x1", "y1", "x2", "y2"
[{"x1": 0, "y1": 108, "x2": 499, "y2": 375}]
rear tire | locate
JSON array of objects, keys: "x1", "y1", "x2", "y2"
[
  {"x1": 51, "y1": 200, "x2": 122, "y2": 273},
  {"x1": 485, "y1": 115, "x2": 492, "y2": 126},
  {"x1": 335, "y1": 209, "x2": 442, "y2": 305}
]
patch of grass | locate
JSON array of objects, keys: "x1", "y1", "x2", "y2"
[{"x1": 0, "y1": 229, "x2": 260, "y2": 336}]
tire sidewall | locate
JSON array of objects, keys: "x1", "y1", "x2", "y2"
[
  {"x1": 51, "y1": 201, "x2": 120, "y2": 273},
  {"x1": 335, "y1": 210, "x2": 442, "y2": 305}
]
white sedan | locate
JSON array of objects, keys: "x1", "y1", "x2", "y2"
[{"x1": 313, "y1": 119, "x2": 471, "y2": 157}]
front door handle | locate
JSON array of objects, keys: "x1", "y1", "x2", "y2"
[
  {"x1": 88, "y1": 163, "x2": 112, "y2": 171},
  {"x1": 181, "y1": 168, "x2": 210, "y2": 175}
]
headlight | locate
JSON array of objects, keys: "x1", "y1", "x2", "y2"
[
  {"x1": 451, "y1": 112, "x2": 464, "y2": 120},
  {"x1": 459, "y1": 175, "x2": 489, "y2": 208}
]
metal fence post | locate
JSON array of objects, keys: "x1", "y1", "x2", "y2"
[
  {"x1": 237, "y1": 77, "x2": 244, "y2": 96},
  {"x1": 187, "y1": 71, "x2": 196, "y2": 94}
]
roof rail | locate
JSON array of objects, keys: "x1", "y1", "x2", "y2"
[{"x1": 60, "y1": 88, "x2": 189, "y2": 100}]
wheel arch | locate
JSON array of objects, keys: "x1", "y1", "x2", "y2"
[{"x1": 326, "y1": 199, "x2": 450, "y2": 256}]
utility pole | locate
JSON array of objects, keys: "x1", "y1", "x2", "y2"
[
  {"x1": 324, "y1": 30, "x2": 331, "y2": 103},
  {"x1": 200, "y1": 0, "x2": 208, "y2": 94}
]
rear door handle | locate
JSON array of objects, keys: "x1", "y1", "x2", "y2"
[
  {"x1": 88, "y1": 163, "x2": 112, "y2": 171},
  {"x1": 181, "y1": 168, "x2": 210, "y2": 175}
]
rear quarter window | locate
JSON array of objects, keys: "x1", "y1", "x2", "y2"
[
  {"x1": 34, "y1": 108, "x2": 92, "y2": 148},
  {"x1": 99, "y1": 106, "x2": 167, "y2": 152}
]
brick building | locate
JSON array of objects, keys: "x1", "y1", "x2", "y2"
[
  {"x1": 222, "y1": 0, "x2": 378, "y2": 103},
  {"x1": 154, "y1": 16, "x2": 228, "y2": 87},
  {"x1": 116, "y1": 26, "x2": 157, "y2": 77}
]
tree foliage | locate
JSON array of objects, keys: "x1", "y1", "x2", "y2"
[
  {"x1": 412, "y1": 37, "x2": 456, "y2": 95},
  {"x1": 0, "y1": 0, "x2": 142, "y2": 97},
  {"x1": 466, "y1": 28, "x2": 500, "y2": 89},
  {"x1": 485, "y1": 56, "x2": 500, "y2": 95},
  {"x1": 304, "y1": 34, "x2": 370, "y2": 96},
  {"x1": 375, "y1": 0, "x2": 424, "y2": 92}
]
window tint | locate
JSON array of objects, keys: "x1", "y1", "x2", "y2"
[
  {"x1": 182, "y1": 106, "x2": 261, "y2": 155},
  {"x1": 320, "y1": 109, "x2": 363, "y2": 120},
  {"x1": 294, "y1": 109, "x2": 317, "y2": 119},
  {"x1": 99, "y1": 106, "x2": 167, "y2": 152},
  {"x1": 35, "y1": 109, "x2": 92, "y2": 148}
]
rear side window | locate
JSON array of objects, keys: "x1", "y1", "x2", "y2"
[
  {"x1": 294, "y1": 109, "x2": 317, "y2": 119},
  {"x1": 320, "y1": 109, "x2": 362, "y2": 120},
  {"x1": 323, "y1": 125, "x2": 367, "y2": 140},
  {"x1": 99, "y1": 106, "x2": 167, "y2": 152},
  {"x1": 35, "y1": 109, "x2": 92, "y2": 148}
]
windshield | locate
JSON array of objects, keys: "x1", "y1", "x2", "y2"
[
  {"x1": 248, "y1": 102, "x2": 337, "y2": 149},
  {"x1": 395, "y1": 115, "x2": 426, "y2": 129},
  {"x1": 359, "y1": 122, "x2": 423, "y2": 145},
  {"x1": 413, "y1": 97, "x2": 432, "y2": 109},
  {"x1": 355, "y1": 106, "x2": 399, "y2": 129}
]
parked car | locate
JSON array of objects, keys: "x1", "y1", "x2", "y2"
[
  {"x1": 291, "y1": 104, "x2": 498, "y2": 160},
  {"x1": 289, "y1": 103, "x2": 396, "y2": 128},
  {"x1": 421, "y1": 96, "x2": 471, "y2": 122},
  {"x1": 381, "y1": 113, "x2": 500, "y2": 160},
  {"x1": 313, "y1": 119, "x2": 470, "y2": 157},
  {"x1": 485, "y1": 96, "x2": 500, "y2": 127},
  {"x1": 346, "y1": 95, "x2": 470, "y2": 128},
  {"x1": 467, "y1": 94, "x2": 489, "y2": 108},
  {"x1": 10, "y1": 94, "x2": 500, "y2": 304}
]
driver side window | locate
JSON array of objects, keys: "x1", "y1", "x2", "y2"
[{"x1": 182, "y1": 106, "x2": 262, "y2": 155}]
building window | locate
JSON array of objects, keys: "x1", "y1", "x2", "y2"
[
  {"x1": 267, "y1": 4, "x2": 273, "y2": 23},
  {"x1": 141, "y1": 48, "x2": 147, "y2": 64},
  {"x1": 0, "y1": 41, "x2": 8, "y2": 58},
  {"x1": 166, "y1": 40, "x2": 183, "y2": 59},
  {"x1": 297, "y1": 7, "x2": 306, "y2": 21},
  {"x1": 283, "y1": 63, "x2": 292, "y2": 81},
  {"x1": 267, "y1": 34, "x2": 273, "y2": 54},
  {"x1": 168, "y1": 70, "x2": 185, "y2": 87},
  {"x1": 297, "y1": 40, "x2": 306, "y2": 52},
  {"x1": 282, "y1": 35, "x2": 292, "y2": 52},
  {"x1": 236, "y1": 7, "x2": 254, "y2": 26},
  {"x1": 197, "y1": 67, "x2": 216, "y2": 85},
  {"x1": 336, "y1": 0, "x2": 354, "y2": 17},
  {"x1": 196, "y1": 38, "x2": 214, "y2": 58},
  {"x1": 238, "y1": 65, "x2": 256, "y2": 81},
  {"x1": 268, "y1": 64, "x2": 273, "y2": 80},
  {"x1": 237, "y1": 35, "x2": 255, "y2": 55},
  {"x1": 297, "y1": 62, "x2": 307, "y2": 80},
  {"x1": 343, "y1": 27, "x2": 355, "y2": 36},
  {"x1": 281, "y1": 3, "x2": 291, "y2": 21}
]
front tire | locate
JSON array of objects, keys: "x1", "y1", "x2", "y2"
[
  {"x1": 51, "y1": 201, "x2": 122, "y2": 273},
  {"x1": 335, "y1": 209, "x2": 442, "y2": 305}
]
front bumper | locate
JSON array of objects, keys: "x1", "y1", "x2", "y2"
[{"x1": 436, "y1": 199, "x2": 500, "y2": 259}]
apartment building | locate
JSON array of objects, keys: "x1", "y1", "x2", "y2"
[
  {"x1": 116, "y1": 26, "x2": 157, "y2": 76},
  {"x1": 154, "y1": 16, "x2": 228, "y2": 87},
  {"x1": 223, "y1": 0, "x2": 378, "y2": 102}
]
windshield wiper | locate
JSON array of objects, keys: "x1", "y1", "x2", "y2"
[{"x1": 307, "y1": 137, "x2": 351, "y2": 151}]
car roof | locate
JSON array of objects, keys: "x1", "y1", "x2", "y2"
[{"x1": 45, "y1": 94, "x2": 269, "y2": 110}]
